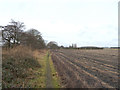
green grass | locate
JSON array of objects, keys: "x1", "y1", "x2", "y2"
[
  {"x1": 28, "y1": 50, "x2": 60, "y2": 88},
  {"x1": 49, "y1": 52, "x2": 61, "y2": 88},
  {"x1": 28, "y1": 51, "x2": 47, "y2": 88}
]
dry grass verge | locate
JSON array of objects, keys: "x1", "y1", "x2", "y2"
[{"x1": 2, "y1": 45, "x2": 41, "y2": 88}]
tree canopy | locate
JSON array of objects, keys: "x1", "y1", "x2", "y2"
[{"x1": 1, "y1": 20, "x2": 46, "y2": 49}]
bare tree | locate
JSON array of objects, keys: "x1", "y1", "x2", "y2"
[
  {"x1": 2, "y1": 19, "x2": 25, "y2": 48},
  {"x1": 1, "y1": 20, "x2": 46, "y2": 49},
  {"x1": 9, "y1": 19, "x2": 25, "y2": 45}
]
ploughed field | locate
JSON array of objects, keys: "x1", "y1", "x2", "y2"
[{"x1": 51, "y1": 49, "x2": 118, "y2": 88}]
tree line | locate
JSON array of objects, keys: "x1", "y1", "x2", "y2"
[{"x1": 0, "y1": 19, "x2": 58, "y2": 49}]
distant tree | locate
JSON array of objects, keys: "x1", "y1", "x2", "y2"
[
  {"x1": 69, "y1": 45, "x2": 72, "y2": 49},
  {"x1": 47, "y1": 41, "x2": 59, "y2": 49},
  {"x1": 60, "y1": 45, "x2": 64, "y2": 49},
  {"x1": 23, "y1": 29, "x2": 46, "y2": 49}
]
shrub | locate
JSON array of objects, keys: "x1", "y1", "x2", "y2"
[{"x1": 2, "y1": 45, "x2": 41, "y2": 88}]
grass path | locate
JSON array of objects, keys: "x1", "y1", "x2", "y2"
[
  {"x1": 28, "y1": 50, "x2": 47, "y2": 88},
  {"x1": 46, "y1": 51, "x2": 60, "y2": 88},
  {"x1": 28, "y1": 50, "x2": 60, "y2": 88},
  {"x1": 46, "y1": 52, "x2": 53, "y2": 88}
]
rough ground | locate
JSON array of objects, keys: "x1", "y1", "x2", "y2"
[{"x1": 51, "y1": 49, "x2": 118, "y2": 88}]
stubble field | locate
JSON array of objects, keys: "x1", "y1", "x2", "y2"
[{"x1": 51, "y1": 49, "x2": 118, "y2": 88}]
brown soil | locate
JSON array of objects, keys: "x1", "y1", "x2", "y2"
[{"x1": 51, "y1": 49, "x2": 118, "y2": 88}]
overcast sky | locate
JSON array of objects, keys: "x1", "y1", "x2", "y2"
[{"x1": 0, "y1": 0, "x2": 118, "y2": 47}]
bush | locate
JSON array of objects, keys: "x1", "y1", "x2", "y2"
[{"x1": 2, "y1": 45, "x2": 41, "y2": 88}]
